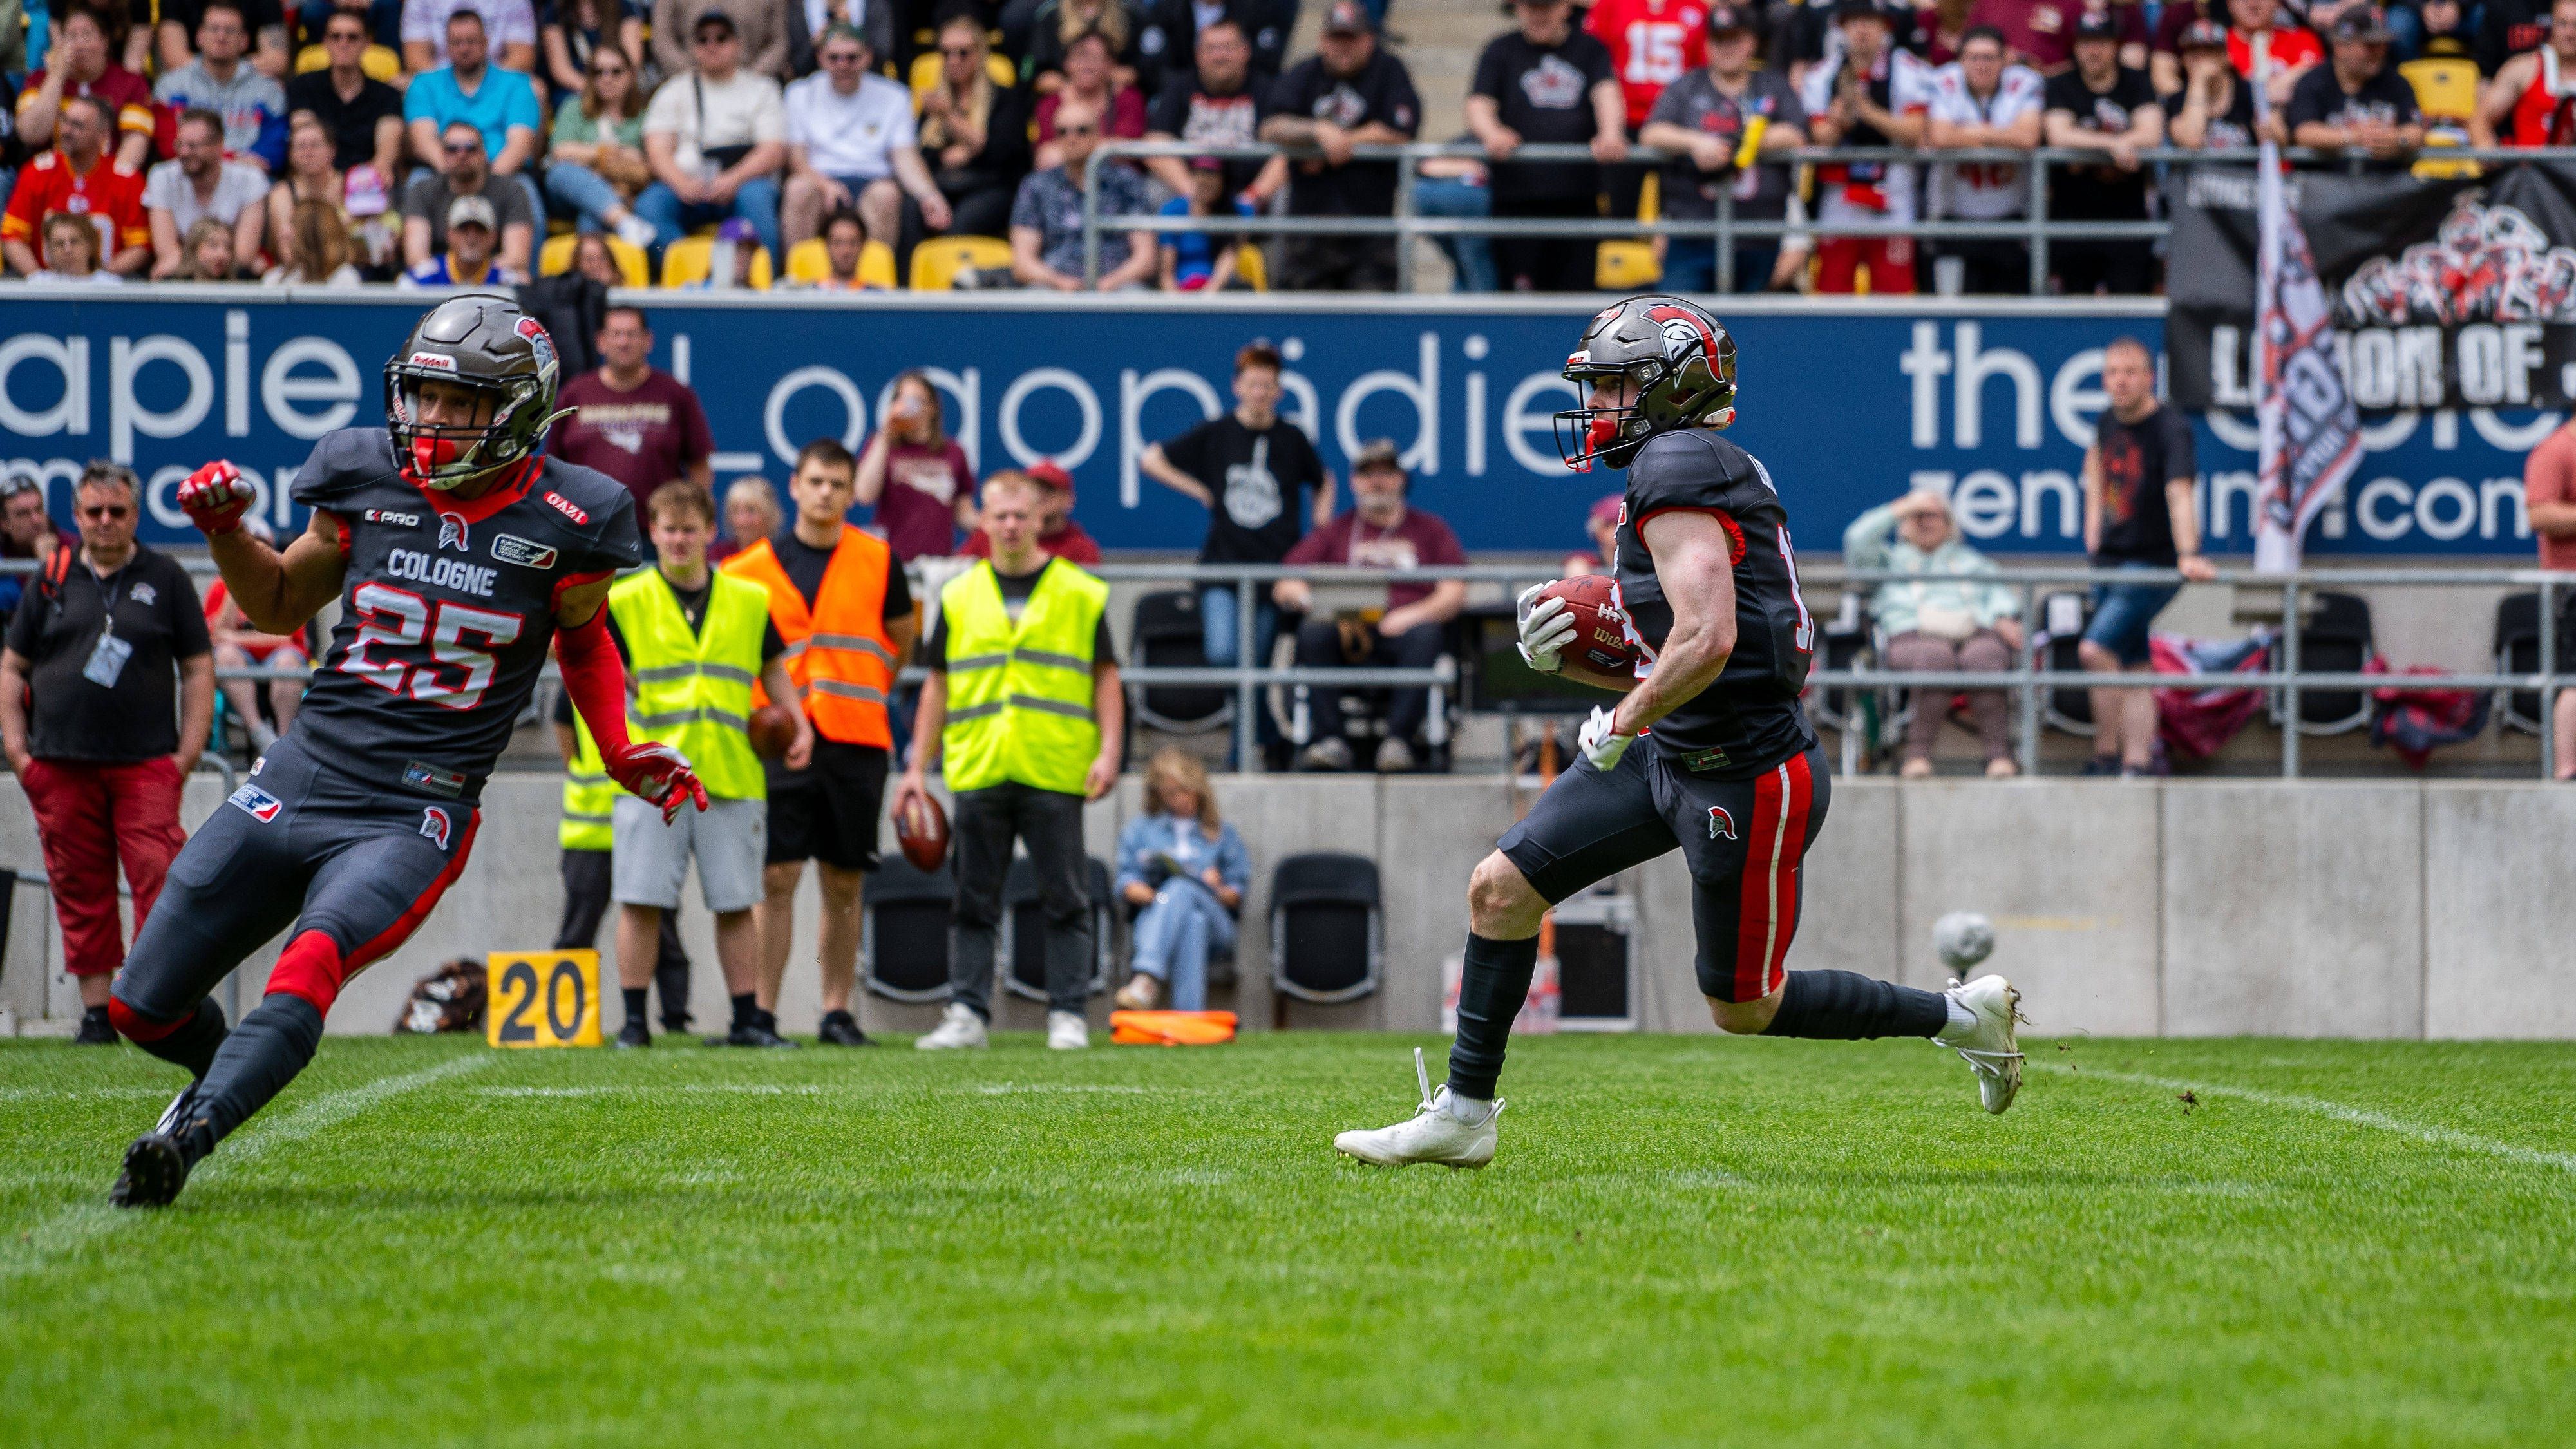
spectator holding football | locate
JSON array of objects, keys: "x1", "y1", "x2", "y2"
[
  {"x1": 1112, "y1": 746, "x2": 1249, "y2": 1013},
  {"x1": 1273, "y1": 439, "x2": 1467, "y2": 773},
  {"x1": 1844, "y1": 489, "x2": 2023, "y2": 779}
]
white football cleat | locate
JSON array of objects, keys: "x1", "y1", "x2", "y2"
[
  {"x1": 1046, "y1": 1010, "x2": 1090, "y2": 1050},
  {"x1": 1938, "y1": 974, "x2": 2027, "y2": 1114},
  {"x1": 1332, "y1": 1048, "x2": 1504, "y2": 1168},
  {"x1": 915, "y1": 1002, "x2": 989, "y2": 1050}
]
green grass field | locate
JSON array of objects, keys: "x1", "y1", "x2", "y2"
[{"x1": 4, "y1": 1030, "x2": 2572, "y2": 1447}]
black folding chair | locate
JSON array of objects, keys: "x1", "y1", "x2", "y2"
[
  {"x1": 2037, "y1": 591, "x2": 2096, "y2": 736},
  {"x1": 861, "y1": 856, "x2": 955, "y2": 1003},
  {"x1": 2278, "y1": 591, "x2": 2374, "y2": 735},
  {"x1": 2495, "y1": 591, "x2": 2546, "y2": 735},
  {"x1": 1128, "y1": 589, "x2": 1235, "y2": 735},
  {"x1": 1269, "y1": 853, "x2": 1380, "y2": 1005},
  {"x1": 1001, "y1": 855, "x2": 1116, "y2": 1002}
]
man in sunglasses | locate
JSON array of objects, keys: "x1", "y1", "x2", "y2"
[
  {"x1": 286, "y1": 9, "x2": 406, "y2": 178},
  {"x1": 637, "y1": 8, "x2": 788, "y2": 263},
  {"x1": 400, "y1": 118, "x2": 536, "y2": 275},
  {"x1": 0, "y1": 462, "x2": 214, "y2": 1048},
  {"x1": 782, "y1": 24, "x2": 948, "y2": 252},
  {"x1": 1007, "y1": 95, "x2": 1157, "y2": 289}
]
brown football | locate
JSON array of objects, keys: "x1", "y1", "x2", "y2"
[
  {"x1": 895, "y1": 791, "x2": 950, "y2": 871},
  {"x1": 748, "y1": 704, "x2": 799, "y2": 759},
  {"x1": 1542, "y1": 574, "x2": 1640, "y2": 676}
]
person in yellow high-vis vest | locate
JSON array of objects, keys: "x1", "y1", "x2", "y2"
[
  {"x1": 609, "y1": 482, "x2": 813, "y2": 1048},
  {"x1": 895, "y1": 470, "x2": 1123, "y2": 1052},
  {"x1": 723, "y1": 438, "x2": 915, "y2": 1047},
  {"x1": 551, "y1": 696, "x2": 695, "y2": 1032}
]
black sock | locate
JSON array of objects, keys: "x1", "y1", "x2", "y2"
[
  {"x1": 621, "y1": 987, "x2": 650, "y2": 1027},
  {"x1": 820, "y1": 1008, "x2": 853, "y2": 1025},
  {"x1": 756, "y1": 1007, "x2": 779, "y2": 1031},
  {"x1": 84, "y1": 1004, "x2": 111, "y2": 1030},
  {"x1": 1446, "y1": 933, "x2": 1540, "y2": 1101},
  {"x1": 127, "y1": 998, "x2": 229, "y2": 1079},
  {"x1": 182, "y1": 994, "x2": 325, "y2": 1164},
  {"x1": 1761, "y1": 970, "x2": 1949, "y2": 1041},
  {"x1": 730, "y1": 992, "x2": 758, "y2": 1030}
]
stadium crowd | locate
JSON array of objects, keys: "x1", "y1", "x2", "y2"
[{"x1": 0, "y1": 0, "x2": 2561, "y2": 292}]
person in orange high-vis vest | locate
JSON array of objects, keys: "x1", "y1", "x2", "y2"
[{"x1": 723, "y1": 437, "x2": 917, "y2": 1046}]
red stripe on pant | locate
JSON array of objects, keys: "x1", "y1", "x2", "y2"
[
  {"x1": 263, "y1": 812, "x2": 480, "y2": 1016},
  {"x1": 1730, "y1": 752, "x2": 1815, "y2": 1002},
  {"x1": 20, "y1": 757, "x2": 186, "y2": 978}
]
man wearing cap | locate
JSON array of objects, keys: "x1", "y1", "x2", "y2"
[
  {"x1": 1639, "y1": 3, "x2": 1808, "y2": 293},
  {"x1": 1256, "y1": 0, "x2": 1421, "y2": 290},
  {"x1": 639, "y1": 6, "x2": 788, "y2": 263},
  {"x1": 401, "y1": 118, "x2": 536, "y2": 273},
  {"x1": 782, "y1": 24, "x2": 950, "y2": 252},
  {"x1": 1274, "y1": 440, "x2": 1468, "y2": 773},
  {"x1": 2043, "y1": 10, "x2": 2162, "y2": 294},
  {"x1": 960, "y1": 461, "x2": 1104, "y2": 564},
  {"x1": 397, "y1": 191, "x2": 508, "y2": 284},
  {"x1": 1800, "y1": 0, "x2": 1931, "y2": 294},
  {"x1": 653, "y1": 0, "x2": 791, "y2": 80},
  {"x1": 2165, "y1": 16, "x2": 2269, "y2": 147},
  {"x1": 2288, "y1": 6, "x2": 2421, "y2": 158},
  {"x1": 1468, "y1": 0, "x2": 1627, "y2": 292}
]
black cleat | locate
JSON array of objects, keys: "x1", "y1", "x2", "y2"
[
  {"x1": 72, "y1": 1013, "x2": 119, "y2": 1046},
  {"x1": 708, "y1": 1021, "x2": 799, "y2": 1048},
  {"x1": 109, "y1": 1133, "x2": 191, "y2": 1208},
  {"x1": 615, "y1": 1018, "x2": 651, "y2": 1048},
  {"x1": 816, "y1": 1010, "x2": 871, "y2": 1046}
]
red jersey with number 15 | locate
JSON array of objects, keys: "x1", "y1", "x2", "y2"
[
  {"x1": 0, "y1": 149, "x2": 148, "y2": 257},
  {"x1": 285, "y1": 428, "x2": 643, "y2": 806},
  {"x1": 1586, "y1": 0, "x2": 1710, "y2": 128}
]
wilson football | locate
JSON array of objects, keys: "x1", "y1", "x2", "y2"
[
  {"x1": 895, "y1": 790, "x2": 950, "y2": 871},
  {"x1": 1542, "y1": 574, "x2": 1640, "y2": 676},
  {"x1": 748, "y1": 704, "x2": 799, "y2": 759}
]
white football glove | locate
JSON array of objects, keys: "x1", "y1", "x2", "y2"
[
  {"x1": 1515, "y1": 580, "x2": 1578, "y2": 674},
  {"x1": 1577, "y1": 705, "x2": 1634, "y2": 772}
]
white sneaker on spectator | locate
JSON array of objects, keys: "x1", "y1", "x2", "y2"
[
  {"x1": 1332, "y1": 1048, "x2": 1502, "y2": 1168},
  {"x1": 1937, "y1": 974, "x2": 2026, "y2": 1113},
  {"x1": 614, "y1": 215, "x2": 657, "y2": 252},
  {"x1": 1298, "y1": 737, "x2": 1352, "y2": 772},
  {"x1": 915, "y1": 1003, "x2": 988, "y2": 1050},
  {"x1": 1374, "y1": 738, "x2": 1414, "y2": 773},
  {"x1": 1114, "y1": 974, "x2": 1159, "y2": 1010},
  {"x1": 1046, "y1": 1011, "x2": 1089, "y2": 1050}
]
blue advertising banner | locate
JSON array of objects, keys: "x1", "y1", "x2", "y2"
[{"x1": 0, "y1": 287, "x2": 2553, "y2": 555}]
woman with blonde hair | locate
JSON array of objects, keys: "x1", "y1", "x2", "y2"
[
  {"x1": 261, "y1": 199, "x2": 363, "y2": 285},
  {"x1": 1112, "y1": 747, "x2": 1250, "y2": 1011},
  {"x1": 1027, "y1": 0, "x2": 1138, "y2": 92},
  {"x1": 710, "y1": 475, "x2": 781, "y2": 562},
  {"x1": 176, "y1": 216, "x2": 243, "y2": 279},
  {"x1": 911, "y1": 11, "x2": 1033, "y2": 247}
]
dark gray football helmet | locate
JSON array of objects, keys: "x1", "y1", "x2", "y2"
[
  {"x1": 383, "y1": 293, "x2": 567, "y2": 490},
  {"x1": 1555, "y1": 295, "x2": 1739, "y2": 472}
]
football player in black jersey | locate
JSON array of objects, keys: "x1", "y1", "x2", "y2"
[
  {"x1": 104, "y1": 294, "x2": 710, "y2": 1208},
  {"x1": 1335, "y1": 297, "x2": 2027, "y2": 1170}
]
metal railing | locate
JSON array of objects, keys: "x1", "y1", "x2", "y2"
[
  {"x1": 12, "y1": 555, "x2": 2562, "y2": 779},
  {"x1": 1082, "y1": 141, "x2": 2576, "y2": 295}
]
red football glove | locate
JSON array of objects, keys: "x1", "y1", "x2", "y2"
[
  {"x1": 604, "y1": 740, "x2": 710, "y2": 824},
  {"x1": 177, "y1": 460, "x2": 256, "y2": 537}
]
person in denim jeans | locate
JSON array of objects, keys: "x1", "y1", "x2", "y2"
[
  {"x1": 2079, "y1": 337, "x2": 2215, "y2": 776},
  {"x1": 1112, "y1": 748, "x2": 1250, "y2": 1012},
  {"x1": 1412, "y1": 142, "x2": 1496, "y2": 291}
]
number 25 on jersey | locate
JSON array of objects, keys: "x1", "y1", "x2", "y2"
[{"x1": 341, "y1": 582, "x2": 526, "y2": 710}]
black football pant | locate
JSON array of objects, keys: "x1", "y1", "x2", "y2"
[
  {"x1": 108, "y1": 737, "x2": 480, "y2": 1162},
  {"x1": 556, "y1": 848, "x2": 692, "y2": 1028},
  {"x1": 947, "y1": 782, "x2": 1092, "y2": 1019}
]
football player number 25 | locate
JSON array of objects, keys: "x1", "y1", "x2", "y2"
[
  {"x1": 343, "y1": 583, "x2": 525, "y2": 709},
  {"x1": 486, "y1": 950, "x2": 601, "y2": 1048}
]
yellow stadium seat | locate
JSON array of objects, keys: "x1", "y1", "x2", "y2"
[
  {"x1": 538, "y1": 231, "x2": 652, "y2": 287},
  {"x1": 786, "y1": 237, "x2": 899, "y2": 287},
  {"x1": 1232, "y1": 241, "x2": 1267, "y2": 291},
  {"x1": 294, "y1": 41, "x2": 402, "y2": 79},
  {"x1": 1596, "y1": 242, "x2": 1661, "y2": 290},
  {"x1": 909, "y1": 234, "x2": 1013, "y2": 290},
  {"x1": 860, "y1": 238, "x2": 896, "y2": 287},
  {"x1": 659, "y1": 235, "x2": 774, "y2": 289},
  {"x1": 908, "y1": 48, "x2": 1018, "y2": 107}
]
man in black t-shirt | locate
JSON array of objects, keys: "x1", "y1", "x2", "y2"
[
  {"x1": 2163, "y1": 17, "x2": 2264, "y2": 150},
  {"x1": 285, "y1": 9, "x2": 406, "y2": 176},
  {"x1": 1139, "y1": 339, "x2": 1334, "y2": 764},
  {"x1": 2042, "y1": 12, "x2": 2163, "y2": 295},
  {"x1": 1142, "y1": 20, "x2": 1289, "y2": 206},
  {"x1": 1256, "y1": 1, "x2": 1421, "y2": 290},
  {"x1": 1468, "y1": 0, "x2": 1627, "y2": 290},
  {"x1": 0, "y1": 464, "x2": 214, "y2": 1045},
  {"x1": 2286, "y1": 8, "x2": 2421, "y2": 166},
  {"x1": 2081, "y1": 337, "x2": 2216, "y2": 777}
]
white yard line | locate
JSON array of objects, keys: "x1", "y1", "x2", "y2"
[
  {"x1": 2043, "y1": 1064, "x2": 2576, "y2": 1176},
  {"x1": 0, "y1": 1052, "x2": 491, "y2": 1280}
]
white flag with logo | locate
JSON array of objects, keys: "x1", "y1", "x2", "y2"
[{"x1": 2249, "y1": 34, "x2": 2363, "y2": 573}]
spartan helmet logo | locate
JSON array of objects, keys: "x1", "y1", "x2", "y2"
[
  {"x1": 437, "y1": 511, "x2": 469, "y2": 552},
  {"x1": 1651, "y1": 305, "x2": 1715, "y2": 366},
  {"x1": 419, "y1": 806, "x2": 451, "y2": 850},
  {"x1": 1706, "y1": 805, "x2": 1738, "y2": 842}
]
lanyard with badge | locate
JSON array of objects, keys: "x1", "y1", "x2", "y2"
[{"x1": 80, "y1": 563, "x2": 135, "y2": 690}]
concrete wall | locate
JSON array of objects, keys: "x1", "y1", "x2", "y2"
[{"x1": 3, "y1": 773, "x2": 2570, "y2": 1039}]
